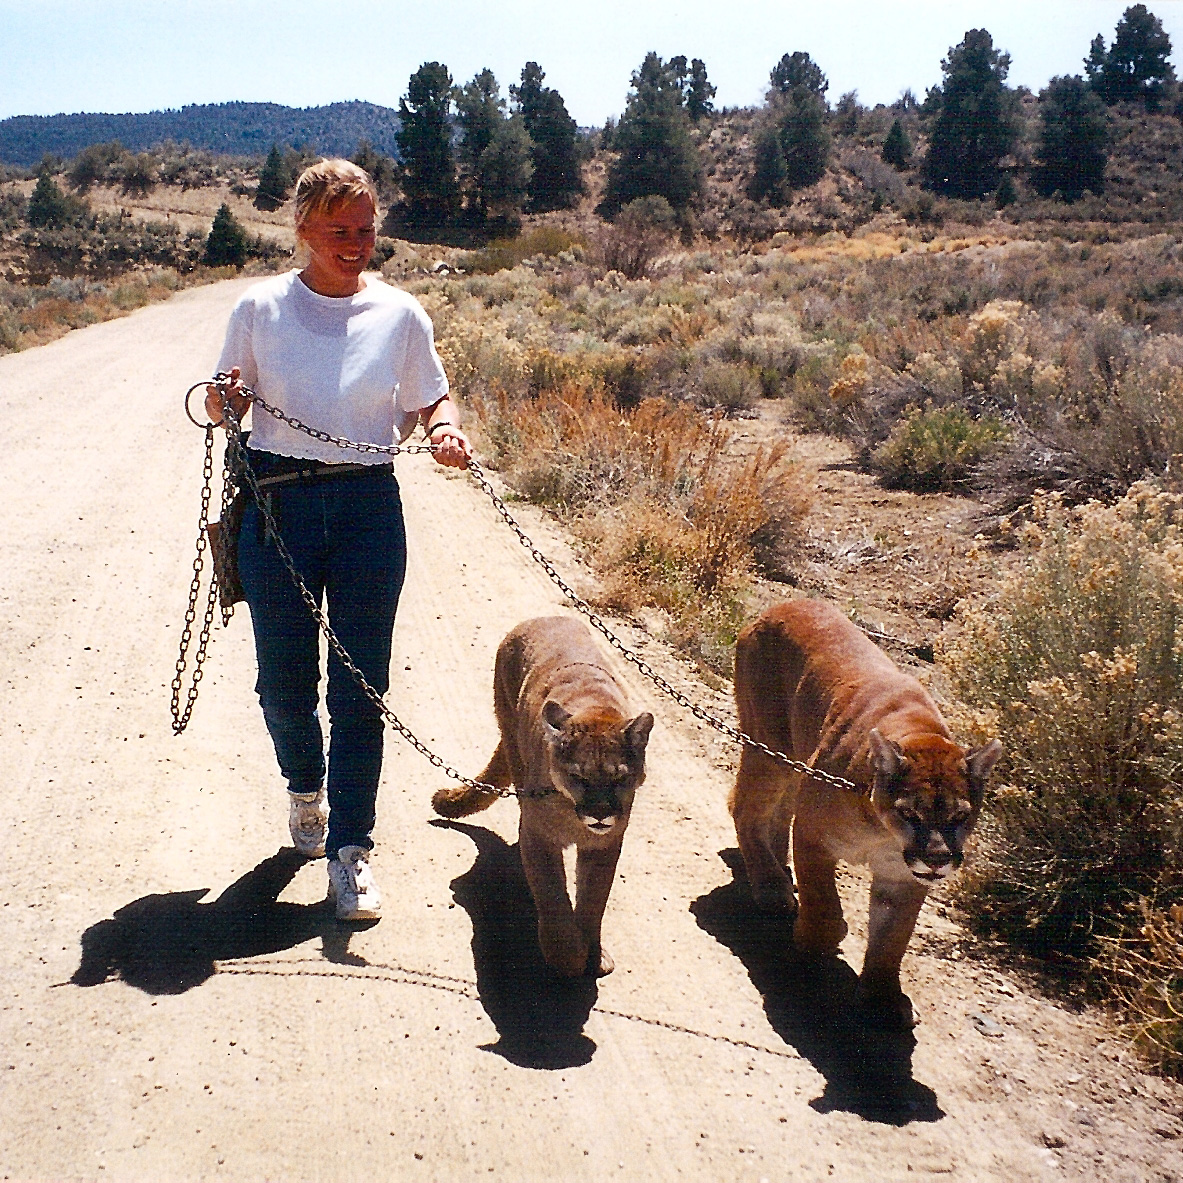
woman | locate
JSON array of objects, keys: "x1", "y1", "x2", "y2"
[{"x1": 205, "y1": 159, "x2": 471, "y2": 921}]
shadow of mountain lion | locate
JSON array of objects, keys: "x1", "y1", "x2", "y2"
[
  {"x1": 691, "y1": 849, "x2": 942, "y2": 1125},
  {"x1": 433, "y1": 819, "x2": 597, "y2": 1070}
]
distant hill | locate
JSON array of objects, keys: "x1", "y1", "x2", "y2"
[{"x1": 0, "y1": 100, "x2": 401, "y2": 167}]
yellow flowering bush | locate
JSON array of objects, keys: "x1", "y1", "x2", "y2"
[{"x1": 940, "y1": 484, "x2": 1183, "y2": 1070}]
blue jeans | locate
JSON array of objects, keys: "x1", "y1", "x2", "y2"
[{"x1": 237, "y1": 463, "x2": 407, "y2": 858}]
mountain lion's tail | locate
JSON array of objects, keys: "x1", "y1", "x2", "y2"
[{"x1": 431, "y1": 740, "x2": 510, "y2": 818}]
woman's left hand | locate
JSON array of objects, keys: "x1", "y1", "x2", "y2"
[{"x1": 429, "y1": 424, "x2": 472, "y2": 469}]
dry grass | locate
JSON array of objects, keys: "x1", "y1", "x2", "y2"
[
  {"x1": 0, "y1": 267, "x2": 248, "y2": 353},
  {"x1": 1098, "y1": 898, "x2": 1183, "y2": 1075},
  {"x1": 471, "y1": 378, "x2": 811, "y2": 672}
]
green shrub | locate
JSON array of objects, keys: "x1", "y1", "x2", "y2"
[
  {"x1": 0, "y1": 190, "x2": 26, "y2": 230},
  {"x1": 203, "y1": 203, "x2": 248, "y2": 268},
  {"x1": 941, "y1": 486, "x2": 1183, "y2": 1070},
  {"x1": 872, "y1": 405, "x2": 1008, "y2": 491},
  {"x1": 695, "y1": 360, "x2": 759, "y2": 414},
  {"x1": 459, "y1": 225, "x2": 582, "y2": 275}
]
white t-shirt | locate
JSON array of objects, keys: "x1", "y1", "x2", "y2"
[{"x1": 216, "y1": 270, "x2": 449, "y2": 463}]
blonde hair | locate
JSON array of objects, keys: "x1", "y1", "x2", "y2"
[{"x1": 293, "y1": 158, "x2": 378, "y2": 230}]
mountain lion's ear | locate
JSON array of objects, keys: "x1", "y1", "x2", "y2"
[
  {"x1": 965, "y1": 738, "x2": 1004, "y2": 801},
  {"x1": 542, "y1": 700, "x2": 572, "y2": 740},
  {"x1": 624, "y1": 712, "x2": 654, "y2": 754},
  {"x1": 869, "y1": 728, "x2": 906, "y2": 779}
]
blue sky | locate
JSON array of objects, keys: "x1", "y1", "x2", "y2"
[{"x1": 3, "y1": 1, "x2": 1181, "y2": 124}]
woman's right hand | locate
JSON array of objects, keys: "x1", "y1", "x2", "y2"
[{"x1": 204, "y1": 366, "x2": 250, "y2": 425}]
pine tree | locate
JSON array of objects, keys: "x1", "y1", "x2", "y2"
[
  {"x1": 1034, "y1": 75, "x2": 1108, "y2": 200},
  {"x1": 1084, "y1": 34, "x2": 1109, "y2": 87},
  {"x1": 882, "y1": 118, "x2": 912, "y2": 168},
  {"x1": 769, "y1": 52, "x2": 829, "y2": 102},
  {"x1": 747, "y1": 125, "x2": 788, "y2": 202},
  {"x1": 477, "y1": 117, "x2": 534, "y2": 227},
  {"x1": 512, "y1": 62, "x2": 583, "y2": 211},
  {"x1": 922, "y1": 29, "x2": 1021, "y2": 199},
  {"x1": 778, "y1": 86, "x2": 830, "y2": 189},
  {"x1": 667, "y1": 55, "x2": 690, "y2": 94},
  {"x1": 396, "y1": 62, "x2": 459, "y2": 227},
  {"x1": 1088, "y1": 4, "x2": 1175, "y2": 107},
  {"x1": 203, "y1": 202, "x2": 248, "y2": 267},
  {"x1": 26, "y1": 173, "x2": 74, "y2": 227},
  {"x1": 686, "y1": 59, "x2": 716, "y2": 122},
  {"x1": 456, "y1": 70, "x2": 503, "y2": 171},
  {"x1": 455, "y1": 69, "x2": 506, "y2": 219},
  {"x1": 601, "y1": 52, "x2": 703, "y2": 216}
]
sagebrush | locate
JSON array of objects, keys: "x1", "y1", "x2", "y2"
[{"x1": 940, "y1": 485, "x2": 1183, "y2": 1072}]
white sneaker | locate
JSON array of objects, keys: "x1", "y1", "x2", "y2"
[
  {"x1": 288, "y1": 788, "x2": 328, "y2": 859},
  {"x1": 327, "y1": 845, "x2": 382, "y2": 921}
]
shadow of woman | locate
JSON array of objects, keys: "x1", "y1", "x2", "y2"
[
  {"x1": 70, "y1": 847, "x2": 344, "y2": 994},
  {"x1": 690, "y1": 849, "x2": 943, "y2": 1125},
  {"x1": 432, "y1": 819, "x2": 597, "y2": 1070}
]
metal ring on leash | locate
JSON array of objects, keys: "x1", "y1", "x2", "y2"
[{"x1": 184, "y1": 380, "x2": 223, "y2": 430}]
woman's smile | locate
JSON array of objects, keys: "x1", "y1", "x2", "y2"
[{"x1": 298, "y1": 194, "x2": 377, "y2": 296}]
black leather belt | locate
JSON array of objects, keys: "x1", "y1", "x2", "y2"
[{"x1": 254, "y1": 461, "x2": 393, "y2": 489}]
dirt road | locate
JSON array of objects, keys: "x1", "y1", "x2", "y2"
[{"x1": 1, "y1": 280, "x2": 1179, "y2": 1182}]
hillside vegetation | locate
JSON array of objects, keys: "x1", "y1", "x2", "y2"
[{"x1": 0, "y1": 100, "x2": 402, "y2": 168}]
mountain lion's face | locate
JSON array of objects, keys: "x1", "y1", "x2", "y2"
[
  {"x1": 870, "y1": 730, "x2": 1002, "y2": 883},
  {"x1": 544, "y1": 703, "x2": 654, "y2": 835}
]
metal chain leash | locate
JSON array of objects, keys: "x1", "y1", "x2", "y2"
[
  {"x1": 169, "y1": 425, "x2": 222, "y2": 734},
  {"x1": 214, "y1": 393, "x2": 552, "y2": 800},
  {"x1": 462, "y1": 461, "x2": 861, "y2": 795},
  {"x1": 183, "y1": 376, "x2": 861, "y2": 796}
]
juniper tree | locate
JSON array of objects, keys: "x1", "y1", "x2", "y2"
[
  {"x1": 922, "y1": 28, "x2": 1021, "y2": 199},
  {"x1": 396, "y1": 61, "x2": 459, "y2": 226},
  {"x1": 778, "y1": 85, "x2": 830, "y2": 188},
  {"x1": 475, "y1": 117, "x2": 533, "y2": 226},
  {"x1": 67, "y1": 141, "x2": 122, "y2": 194},
  {"x1": 832, "y1": 90, "x2": 862, "y2": 136},
  {"x1": 116, "y1": 151, "x2": 158, "y2": 198},
  {"x1": 747, "y1": 125, "x2": 788, "y2": 202},
  {"x1": 601, "y1": 52, "x2": 703, "y2": 216},
  {"x1": 882, "y1": 118, "x2": 912, "y2": 168},
  {"x1": 1034, "y1": 75, "x2": 1108, "y2": 200},
  {"x1": 26, "y1": 173, "x2": 75, "y2": 228},
  {"x1": 203, "y1": 202, "x2": 248, "y2": 267},
  {"x1": 255, "y1": 144, "x2": 290, "y2": 210},
  {"x1": 511, "y1": 62, "x2": 582, "y2": 211}
]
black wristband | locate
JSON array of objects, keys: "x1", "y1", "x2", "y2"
[{"x1": 426, "y1": 421, "x2": 458, "y2": 435}]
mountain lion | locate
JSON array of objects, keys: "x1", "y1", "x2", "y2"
[
  {"x1": 730, "y1": 599, "x2": 1003, "y2": 1027},
  {"x1": 433, "y1": 617, "x2": 654, "y2": 978}
]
